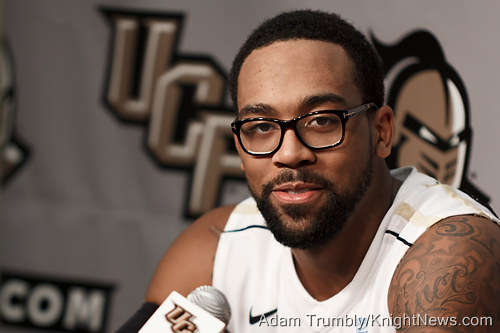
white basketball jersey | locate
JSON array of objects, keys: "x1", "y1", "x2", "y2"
[{"x1": 213, "y1": 167, "x2": 499, "y2": 332}]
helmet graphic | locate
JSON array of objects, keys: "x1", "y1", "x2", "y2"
[{"x1": 372, "y1": 30, "x2": 489, "y2": 204}]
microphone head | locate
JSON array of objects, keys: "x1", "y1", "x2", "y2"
[{"x1": 187, "y1": 286, "x2": 231, "y2": 325}]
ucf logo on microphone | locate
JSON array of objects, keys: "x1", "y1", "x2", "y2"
[
  {"x1": 101, "y1": 8, "x2": 244, "y2": 217},
  {"x1": 166, "y1": 304, "x2": 197, "y2": 333}
]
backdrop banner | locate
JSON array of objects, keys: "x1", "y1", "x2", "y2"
[{"x1": 2, "y1": 1, "x2": 499, "y2": 332}]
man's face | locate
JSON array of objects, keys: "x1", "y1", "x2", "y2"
[{"x1": 235, "y1": 40, "x2": 375, "y2": 249}]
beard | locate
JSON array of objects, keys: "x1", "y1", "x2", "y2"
[{"x1": 250, "y1": 156, "x2": 374, "y2": 250}]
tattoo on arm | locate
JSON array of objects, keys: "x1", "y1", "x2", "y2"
[{"x1": 388, "y1": 217, "x2": 500, "y2": 332}]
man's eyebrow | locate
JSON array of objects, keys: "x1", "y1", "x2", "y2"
[
  {"x1": 238, "y1": 93, "x2": 346, "y2": 118},
  {"x1": 238, "y1": 103, "x2": 274, "y2": 118},
  {"x1": 301, "y1": 93, "x2": 346, "y2": 109}
]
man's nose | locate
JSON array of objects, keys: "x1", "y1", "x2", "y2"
[{"x1": 271, "y1": 128, "x2": 316, "y2": 168}]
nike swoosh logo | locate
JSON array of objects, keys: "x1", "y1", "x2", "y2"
[{"x1": 249, "y1": 307, "x2": 278, "y2": 324}]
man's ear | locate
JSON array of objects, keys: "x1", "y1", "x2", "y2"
[
  {"x1": 233, "y1": 134, "x2": 245, "y2": 171},
  {"x1": 372, "y1": 106, "x2": 394, "y2": 158}
]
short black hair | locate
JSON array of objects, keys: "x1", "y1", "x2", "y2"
[{"x1": 228, "y1": 9, "x2": 384, "y2": 110}]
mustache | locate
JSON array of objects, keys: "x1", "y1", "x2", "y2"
[{"x1": 261, "y1": 169, "x2": 334, "y2": 196}]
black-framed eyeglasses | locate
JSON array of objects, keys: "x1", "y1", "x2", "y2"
[{"x1": 231, "y1": 102, "x2": 377, "y2": 156}]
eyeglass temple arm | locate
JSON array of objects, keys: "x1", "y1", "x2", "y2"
[{"x1": 344, "y1": 102, "x2": 377, "y2": 118}]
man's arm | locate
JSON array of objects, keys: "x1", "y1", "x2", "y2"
[
  {"x1": 388, "y1": 215, "x2": 500, "y2": 332},
  {"x1": 145, "y1": 204, "x2": 235, "y2": 305}
]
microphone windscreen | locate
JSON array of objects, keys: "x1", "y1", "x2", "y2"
[{"x1": 187, "y1": 286, "x2": 231, "y2": 325}]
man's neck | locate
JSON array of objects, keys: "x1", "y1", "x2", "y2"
[{"x1": 290, "y1": 167, "x2": 402, "y2": 301}]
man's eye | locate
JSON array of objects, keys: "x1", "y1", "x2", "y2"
[
  {"x1": 309, "y1": 117, "x2": 331, "y2": 126},
  {"x1": 304, "y1": 115, "x2": 340, "y2": 129},
  {"x1": 247, "y1": 122, "x2": 277, "y2": 133}
]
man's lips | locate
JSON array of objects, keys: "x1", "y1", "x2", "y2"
[{"x1": 271, "y1": 183, "x2": 323, "y2": 204}]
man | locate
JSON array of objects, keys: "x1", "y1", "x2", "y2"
[{"x1": 141, "y1": 10, "x2": 500, "y2": 332}]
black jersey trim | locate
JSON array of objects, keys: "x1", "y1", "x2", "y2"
[
  {"x1": 385, "y1": 230, "x2": 413, "y2": 247},
  {"x1": 223, "y1": 225, "x2": 269, "y2": 233}
]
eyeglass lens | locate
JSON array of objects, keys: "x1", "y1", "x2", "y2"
[{"x1": 239, "y1": 113, "x2": 343, "y2": 154}]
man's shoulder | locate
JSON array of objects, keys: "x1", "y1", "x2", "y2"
[
  {"x1": 195, "y1": 204, "x2": 238, "y2": 233},
  {"x1": 388, "y1": 215, "x2": 500, "y2": 331},
  {"x1": 145, "y1": 204, "x2": 236, "y2": 305},
  {"x1": 221, "y1": 197, "x2": 268, "y2": 232},
  {"x1": 392, "y1": 168, "x2": 498, "y2": 231}
]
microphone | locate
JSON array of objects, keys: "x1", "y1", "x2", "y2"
[{"x1": 139, "y1": 286, "x2": 231, "y2": 333}]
